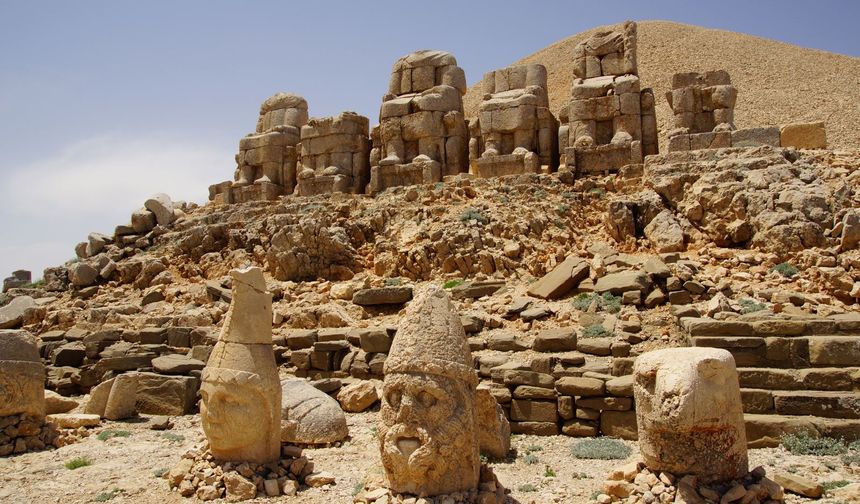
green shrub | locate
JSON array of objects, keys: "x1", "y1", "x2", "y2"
[
  {"x1": 94, "y1": 489, "x2": 122, "y2": 502},
  {"x1": 65, "y1": 457, "x2": 93, "y2": 470},
  {"x1": 434, "y1": 182, "x2": 445, "y2": 190},
  {"x1": 589, "y1": 187, "x2": 606, "y2": 198},
  {"x1": 159, "y1": 432, "x2": 185, "y2": 443},
  {"x1": 384, "y1": 277, "x2": 402, "y2": 286},
  {"x1": 557, "y1": 204, "x2": 570, "y2": 215},
  {"x1": 582, "y1": 324, "x2": 611, "y2": 339},
  {"x1": 153, "y1": 468, "x2": 168, "y2": 478},
  {"x1": 352, "y1": 480, "x2": 365, "y2": 496},
  {"x1": 97, "y1": 429, "x2": 131, "y2": 442},
  {"x1": 442, "y1": 279, "x2": 464, "y2": 289},
  {"x1": 571, "y1": 292, "x2": 620, "y2": 313},
  {"x1": 842, "y1": 452, "x2": 860, "y2": 466},
  {"x1": 772, "y1": 262, "x2": 799, "y2": 278},
  {"x1": 525, "y1": 444, "x2": 543, "y2": 453},
  {"x1": 544, "y1": 467, "x2": 556, "y2": 478},
  {"x1": 780, "y1": 432, "x2": 848, "y2": 456},
  {"x1": 25, "y1": 279, "x2": 45, "y2": 288},
  {"x1": 460, "y1": 208, "x2": 488, "y2": 224},
  {"x1": 738, "y1": 298, "x2": 767, "y2": 314},
  {"x1": 570, "y1": 438, "x2": 632, "y2": 460},
  {"x1": 522, "y1": 453, "x2": 539, "y2": 465},
  {"x1": 823, "y1": 480, "x2": 851, "y2": 493},
  {"x1": 518, "y1": 484, "x2": 537, "y2": 493}
]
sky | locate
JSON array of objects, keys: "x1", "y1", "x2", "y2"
[{"x1": 1, "y1": 0, "x2": 859, "y2": 279}]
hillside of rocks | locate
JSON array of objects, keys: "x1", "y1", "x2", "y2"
[{"x1": 464, "y1": 20, "x2": 860, "y2": 152}]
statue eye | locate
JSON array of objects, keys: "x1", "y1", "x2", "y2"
[
  {"x1": 386, "y1": 390, "x2": 401, "y2": 409},
  {"x1": 418, "y1": 391, "x2": 436, "y2": 408}
]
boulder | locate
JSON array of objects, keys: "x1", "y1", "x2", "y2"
[
  {"x1": 280, "y1": 379, "x2": 348, "y2": 444},
  {"x1": 450, "y1": 280, "x2": 505, "y2": 299},
  {"x1": 771, "y1": 473, "x2": 822, "y2": 499},
  {"x1": 0, "y1": 296, "x2": 36, "y2": 329},
  {"x1": 144, "y1": 193, "x2": 176, "y2": 226},
  {"x1": 352, "y1": 286, "x2": 413, "y2": 305},
  {"x1": 644, "y1": 210, "x2": 685, "y2": 253},
  {"x1": 44, "y1": 390, "x2": 78, "y2": 414},
  {"x1": 594, "y1": 270, "x2": 651, "y2": 295},
  {"x1": 68, "y1": 262, "x2": 98, "y2": 287},
  {"x1": 135, "y1": 372, "x2": 199, "y2": 415},
  {"x1": 131, "y1": 208, "x2": 157, "y2": 233},
  {"x1": 840, "y1": 210, "x2": 860, "y2": 251},
  {"x1": 336, "y1": 380, "x2": 379, "y2": 412},
  {"x1": 526, "y1": 256, "x2": 589, "y2": 299}
]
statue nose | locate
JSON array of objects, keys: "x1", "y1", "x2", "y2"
[{"x1": 395, "y1": 395, "x2": 418, "y2": 421}]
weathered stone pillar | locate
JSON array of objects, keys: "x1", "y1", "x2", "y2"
[
  {"x1": 200, "y1": 267, "x2": 281, "y2": 463},
  {"x1": 0, "y1": 329, "x2": 45, "y2": 419},
  {"x1": 633, "y1": 347, "x2": 748, "y2": 483}
]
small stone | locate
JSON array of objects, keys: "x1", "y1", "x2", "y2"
[
  {"x1": 771, "y1": 472, "x2": 822, "y2": 499},
  {"x1": 281, "y1": 479, "x2": 299, "y2": 496},
  {"x1": 305, "y1": 471, "x2": 336, "y2": 487},
  {"x1": 263, "y1": 479, "x2": 280, "y2": 496},
  {"x1": 224, "y1": 472, "x2": 257, "y2": 501}
]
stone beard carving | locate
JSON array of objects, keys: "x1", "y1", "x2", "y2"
[
  {"x1": 200, "y1": 267, "x2": 281, "y2": 464},
  {"x1": 378, "y1": 287, "x2": 480, "y2": 496},
  {"x1": 0, "y1": 329, "x2": 45, "y2": 419}
]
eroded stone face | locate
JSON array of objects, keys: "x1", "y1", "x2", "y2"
[
  {"x1": 633, "y1": 347, "x2": 748, "y2": 484},
  {"x1": 379, "y1": 372, "x2": 476, "y2": 495},
  {"x1": 378, "y1": 287, "x2": 480, "y2": 496},
  {"x1": 0, "y1": 329, "x2": 45, "y2": 419},
  {"x1": 201, "y1": 267, "x2": 281, "y2": 463}
]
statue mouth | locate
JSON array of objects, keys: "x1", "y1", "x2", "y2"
[{"x1": 395, "y1": 436, "x2": 422, "y2": 458}]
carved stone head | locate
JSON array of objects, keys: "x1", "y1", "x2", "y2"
[
  {"x1": 201, "y1": 267, "x2": 281, "y2": 463},
  {"x1": 0, "y1": 329, "x2": 45, "y2": 419},
  {"x1": 379, "y1": 287, "x2": 479, "y2": 496}
]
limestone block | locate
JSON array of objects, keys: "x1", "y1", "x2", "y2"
[
  {"x1": 201, "y1": 267, "x2": 281, "y2": 463},
  {"x1": 731, "y1": 127, "x2": 780, "y2": 148},
  {"x1": 379, "y1": 287, "x2": 480, "y2": 496},
  {"x1": 570, "y1": 95, "x2": 619, "y2": 121},
  {"x1": 780, "y1": 121, "x2": 826, "y2": 149},
  {"x1": 280, "y1": 379, "x2": 348, "y2": 444},
  {"x1": 634, "y1": 347, "x2": 748, "y2": 483},
  {"x1": 0, "y1": 329, "x2": 45, "y2": 418},
  {"x1": 526, "y1": 255, "x2": 589, "y2": 299}
]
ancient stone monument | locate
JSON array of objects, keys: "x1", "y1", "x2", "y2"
[
  {"x1": 0, "y1": 329, "x2": 45, "y2": 420},
  {"x1": 200, "y1": 266, "x2": 281, "y2": 463},
  {"x1": 469, "y1": 64, "x2": 558, "y2": 177},
  {"x1": 295, "y1": 112, "x2": 371, "y2": 196},
  {"x1": 666, "y1": 71, "x2": 738, "y2": 151},
  {"x1": 633, "y1": 347, "x2": 748, "y2": 484},
  {"x1": 560, "y1": 21, "x2": 658, "y2": 174},
  {"x1": 378, "y1": 286, "x2": 480, "y2": 496},
  {"x1": 210, "y1": 92, "x2": 308, "y2": 203},
  {"x1": 3, "y1": 270, "x2": 31, "y2": 292},
  {"x1": 368, "y1": 50, "x2": 468, "y2": 195}
]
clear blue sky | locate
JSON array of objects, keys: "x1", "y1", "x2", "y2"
[{"x1": 1, "y1": 1, "x2": 858, "y2": 278}]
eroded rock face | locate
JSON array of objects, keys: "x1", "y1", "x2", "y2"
[
  {"x1": 0, "y1": 329, "x2": 45, "y2": 419},
  {"x1": 633, "y1": 347, "x2": 748, "y2": 484},
  {"x1": 201, "y1": 267, "x2": 281, "y2": 463},
  {"x1": 378, "y1": 287, "x2": 480, "y2": 496}
]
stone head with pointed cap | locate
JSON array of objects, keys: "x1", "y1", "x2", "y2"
[
  {"x1": 200, "y1": 266, "x2": 281, "y2": 463},
  {"x1": 378, "y1": 286, "x2": 480, "y2": 496}
]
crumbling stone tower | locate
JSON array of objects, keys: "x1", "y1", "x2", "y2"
[
  {"x1": 294, "y1": 112, "x2": 371, "y2": 196},
  {"x1": 368, "y1": 50, "x2": 468, "y2": 195},
  {"x1": 666, "y1": 71, "x2": 738, "y2": 151},
  {"x1": 469, "y1": 64, "x2": 558, "y2": 177},
  {"x1": 561, "y1": 21, "x2": 658, "y2": 175},
  {"x1": 210, "y1": 92, "x2": 308, "y2": 203}
]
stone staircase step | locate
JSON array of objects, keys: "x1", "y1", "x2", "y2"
[
  {"x1": 771, "y1": 390, "x2": 860, "y2": 419},
  {"x1": 738, "y1": 367, "x2": 860, "y2": 391},
  {"x1": 745, "y1": 413, "x2": 860, "y2": 447},
  {"x1": 691, "y1": 335, "x2": 860, "y2": 368}
]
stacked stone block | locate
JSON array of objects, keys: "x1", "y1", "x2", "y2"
[
  {"x1": 368, "y1": 50, "x2": 468, "y2": 194},
  {"x1": 562, "y1": 21, "x2": 658, "y2": 175},
  {"x1": 295, "y1": 112, "x2": 371, "y2": 196},
  {"x1": 469, "y1": 64, "x2": 558, "y2": 177},
  {"x1": 210, "y1": 92, "x2": 308, "y2": 203},
  {"x1": 681, "y1": 313, "x2": 860, "y2": 445}
]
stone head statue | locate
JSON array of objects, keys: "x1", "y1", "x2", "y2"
[
  {"x1": 255, "y1": 92, "x2": 309, "y2": 135},
  {"x1": 379, "y1": 287, "x2": 480, "y2": 496},
  {"x1": 0, "y1": 329, "x2": 45, "y2": 419},
  {"x1": 201, "y1": 267, "x2": 281, "y2": 463}
]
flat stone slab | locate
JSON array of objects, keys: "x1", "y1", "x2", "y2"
[
  {"x1": 352, "y1": 286, "x2": 413, "y2": 305},
  {"x1": 151, "y1": 354, "x2": 205, "y2": 375},
  {"x1": 47, "y1": 413, "x2": 101, "y2": 428}
]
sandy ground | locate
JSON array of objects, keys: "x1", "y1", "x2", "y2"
[{"x1": 1, "y1": 410, "x2": 858, "y2": 504}]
